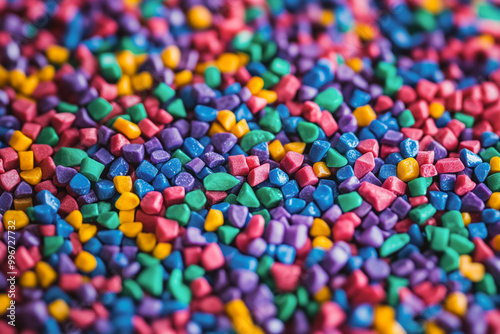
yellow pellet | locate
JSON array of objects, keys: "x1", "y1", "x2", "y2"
[
  {"x1": 268, "y1": 140, "x2": 285, "y2": 162},
  {"x1": 114, "y1": 176, "x2": 133, "y2": 194},
  {"x1": 113, "y1": 117, "x2": 141, "y2": 139},
  {"x1": 136, "y1": 232, "x2": 157, "y2": 252},
  {"x1": 35, "y1": 261, "x2": 57, "y2": 288},
  {"x1": 46, "y1": 45, "x2": 70, "y2": 65},
  {"x1": 48, "y1": 299, "x2": 70, "y2": 322},
  {"x1": 9, "y1": 130, "x2": 33, "y2": 152},
  {"x1": 3, "y1": 210, "x2": 29, "y2": 230},
  {"x1": 161, "y1": 45, "x2": 181, "y2": 69},
  {"x1": 131, "y1": 72, "x2": 153, "y2": 91},
  {"x1": 119, "y1": 222, "x2": 143, "y2": 238},
  {"x1": 74, "y1": 251, "x2": 97, "y2": 272},
  {"x1": 217, "y1": 110, "x2": 236, "y2": 131},
  {"x1": 20, "y1": 167, "x2": 42, "y2": 185},
  {"x1": 19, "y1": 151, "x2": 34, "y2": 171},
  {"x1": 174, "y1": 70, "x2": 193, "y2": 87}
]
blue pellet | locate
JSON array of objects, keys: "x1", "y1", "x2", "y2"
[
  {"x1": 95, "y1": 180, "x2": 116, "y2": 200},
  {"x1": 56, "y1": 220, "x2": 74, "y2": 238},
  {"x1": 228, "y1": 253, "x2": 258, "y2": 271},
  {"x1": 474, "y1": 163, "x2": 491, "y2": 183},
  {"x1": 445, "y1": 192, "x2": 462, "y2": 211},
  {"x1": 349, "y1": 304, "x2": 374, "y2": 328},
  {"x1": 304, "y1": 248, "x2": 326, "y2": 268},
  {"x1": 162, "y1": 250, "x2": 184, "y2": 270},
  {"x1": 107, "y1": 157, "x2": 129, "y2": 179},
  {"x1": 135, "y1": 160, "x2": 158, "y2": 183},
  {"x1": 281, "y1": 180, "x2": 299, "y2": 199},
  {"x1": 468, "y1": 222, "x2": 487, "y2": 239},
  {"x1": 152, "y1": 173, "x2": 170, "y2": 192},
  {"x1": 440, "y1": 174, "x2": 456, "y2": 191},
  {"x1": 276, "y1": 244, "x2": 296, "y2": 264},
  {"x1": 83, "y1": 237, "x2": 103, "y2": 255},
  {"x1": 459, "y1": 148, "x2": 482, "y2": 168},
  {"x1": 269, "y1": 168, "x2": 289, "y2": 187},
  {"x1": 386, "y1": 153, "x2": 403, "y2": 165},
  {"x1": 183, "y1": 137, "x2": 205, "y2": 158},
  {"x1": 349, "y1": 89, "x2": 371, "y2": 108},
  {"x1": 482, "y1": 208, "x2": 500, "y2": 224},
  {"x1": 161, "y1": 158, "x2": 182, "y2": 179},
  {"x1": 194, "y1": 105, "x2": 218, "y2": 122},
  {"x1": 336, "y1": 165, "x2": 355, "y2": 182},
  {"x1": 313, "y1": 185, "x2": 334, "y2": 212},
  {"x1": 133, "y1": 179, "x2": 154, "y2": 199},
  {"x1": 309, "y1": 140, "x2": 331, "y2": 163},
  {"x1": 300, "y1": 202, "x2": 321, "y2": 217},
  {"x1": 400, "y1": 138, "x2": 419, "y2": 159},
  {"x1": 368, "y1": 119, "x2": 389, "y2": 139},
  {"x1": 36, "y1": 190, "x2": 60, "y2": 213},
  {"x1": 346, "y1": 149, "x2": 362, "y2": 166},
  {"x1": 34, "y1": 205, "x2": 55, "y2": 224},
  {"x1": 97, "y1": 230, "x2": 123, "y2": 246},
  {"x1": 285, "y1": 198, "x2": 306, "y2": 214},
  {"x1": 336, "y1": 132, "x2": 359, "y2": 153},
  {"x1": 429, "y1": 191, "x2": 448, "y2": 211}
]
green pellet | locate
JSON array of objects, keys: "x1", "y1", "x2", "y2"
[
  {"x1": 97, "y1": 211, "x2": 120, "y2": 229},
  {"x1": 253, "y1": 209, "x2": 271, "y2": 224},
  {"x1": 408, "y1": 177, "x2": 428, "y2": 197},
  {"x1": 441, "y1": 211, "x2": 465, "y2": 233},
  {"x1": 296, "y1": 286, "x2": 309, "y2": 308},
  {"x1": 261, "y1": 71, "x2": 280, "y2": 89},
  {"x1": 449, "y1": 233, "x2": 475, "y2": 255},
  {"x1": 236, "y1": 183, "x2": 260, "y2": 208},
  {"x1": 256, "y1": 255, "x2": 274, "y2": 278},
  {"x1": 259, "y1": 110, "x2": 282, "y2": 134},
  {"x1": 88, "y1": 97, "x2": 113, "y2": 121},
  {"x1": 480, "y1": 147, "x2": 500, "y2": 162},
  {"x1": 56, "y1": 101, "x2": 79, "y2": 114},
  {"x1": 387, "y1": 276, "x2": 408, "y2": 306},
  {"x1": 487, "y1": 173, "x2": 500, "y2": 192},
  {"x1": 275, "y1": 293, "x2": 297, "y2": 322},
  {"x1": 262, "y1": 42, "x2": 277, "y2": 62},
  {"x1": 269, "y1": 57, "x2": 290, "y2": 76},
  {"x1": 98, "y1": 201, "x2": 112, "y2": 214},
  {"x1": 36, "y1": 126, "x2": 59, "y2": 147},
  {"x1": 297, "y1": 121, "x2": 319, "y2": 144},
  {"x1": 167, "y1": 99, "x2": 187, "y2": 118},
  {"x1": 171, "y1": 149, "x2": 191, "y2": 165},
  {"x1": 415, "y1": 9, "x2": 436, "y2": 31},
  {"x1": 314, "y1": 88, "x2": 343, "y2": 112},
  {"x1": 409, "y1": 204, "x2": 436, "y2": 225},
  {"x1": 218, "y1": 226, "x2": 240, "y2": 244},
  {"x1": 429, "y1": 226, "x2": 449, "y2": 252},
  {"x1": 99, "y1": 53, "x2": 122, "y2": 82},
  {"x1": 122, "y1": 279, "x2": 143, "y2": 301},
  {"x1": 204, "y1": 173, "x2": 240, "y2": 191},
  {"x1": 232, "y1": 31, "x2": 253, "y2": 51},
  {"x1": 398, "y1": 109, "x2": 415, "y2": 127},
  {"x1": 454, "y1": 113, "x2": 474, "y2": 128},
  {"x1": 184, "y1": 265, "x2": 205, "y2": 282},
  {"x1": 375, "y1": 62, "x2": 397, "y2": 80},
  {"x1": 137, "y1": 264, "x2": 163, "y2": 297},
  {"x1": 476, "y1": 273, "x2": 498, "y2": 295},
  {"x1": 184, "y1": 189, "x2": 207, "y2": 211},
  {"x1": 81, "y1": 203, "x2": 99, "y2": 222},
  {"x1": 136, "y1": 253, "x2": 160, "y2": 267},
  {"x1": 43, "y1": 236, "x2": 64, "y2": 256},
  {"x1": 256, "y1": 187, "x2": 283, "y2": 209},
  {"x1": 153, "y1": 82, "x2": 175, "y2": 103},
  {"x1": 168, "y1": 269, "x2": 191, "y2": 304},
  {"x1": 165, "y1": 204, "x2": 191, "y2": 226},
  {"x1": 379, "y1": 233, "x2": 410, "y2": 257},
  {"x1": 54, "y1": 147, "x2": 88, "y2": 167},
  {"x1": 224, "y1": 193, "x2": 238, "y2": 204},
  {"x1": 326, "y1": 148, "x2": 348, "y2": 168},
  {"x1": 440, "y1": 247, "x2": 460, "y2": 272},
  {"x1": 337, "y1": 192, "x2": 362, "y2": 212},
  {"x1": 80, "y1": 157, "x2": 105, "y2": 182},
  {"x1": 240, "y1": 130, "x2": 275, "y2": 152},
  {"x1": 204, "y1": 66, "x2": 221, "y2": 88},
  {"x1": 384, "y1": 75, "x2": 403, "y2": 96},
  {"x1": 127, "y1": 103, "x2": 147, "y2": 123}
]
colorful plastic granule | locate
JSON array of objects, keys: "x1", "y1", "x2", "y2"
[{"x1": 1, "y1": 0, "x2": 500, "y2": 333}]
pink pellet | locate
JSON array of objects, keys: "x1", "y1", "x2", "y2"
[
  {"x1": 247, "y1": 163, "x2": 270, "y2": 187},
  {"x1": 141, "y1": 191, "x2": 163, "y2": 215},
  {"x1": 228, "y1": 154, "x2": 249, "y2": 176},
  {"x1": 245, "y1": 215, "x2": 265, "y2": 239},
  {"x1": 359, "y1": 181, "x2": 397, "y2": 211},
  {"x1": 295, "y1": 166, "x2": 318, "y2": 188},
  {"x1": 420, "y1": 164, "x2": 438, "y2": 177},
  {"x1": 353, "y1": 152, "x2": 375, "y2": 178},
  {"x1": 245, "y1": 155, "x2": 260, "y2": 170},
  {"x1": 435, "y1": 158, "x2": 465, "y2": 173},
  {"x1": 454, "y1": 174, "x2": 476, "y2": 196},
  {"x1": 155, "y1": 218, "x2": 179, "y2": 242},
  {"x1": 200, "y1": 243, "x2": 224, "y2": 271},
  {"x1": 416, "y1": 151, "x2": 434, "y2": 165},
  {"x1": 280, "y1": 151, "x2": 304, "y2": 174},
  {"x1": 163, "y1": 186, "x2": 185, "y2": 206}
]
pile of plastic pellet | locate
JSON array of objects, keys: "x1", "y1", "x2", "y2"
[{"x1": 1, "y1": 0, "x2": 500, "y2": 333}]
